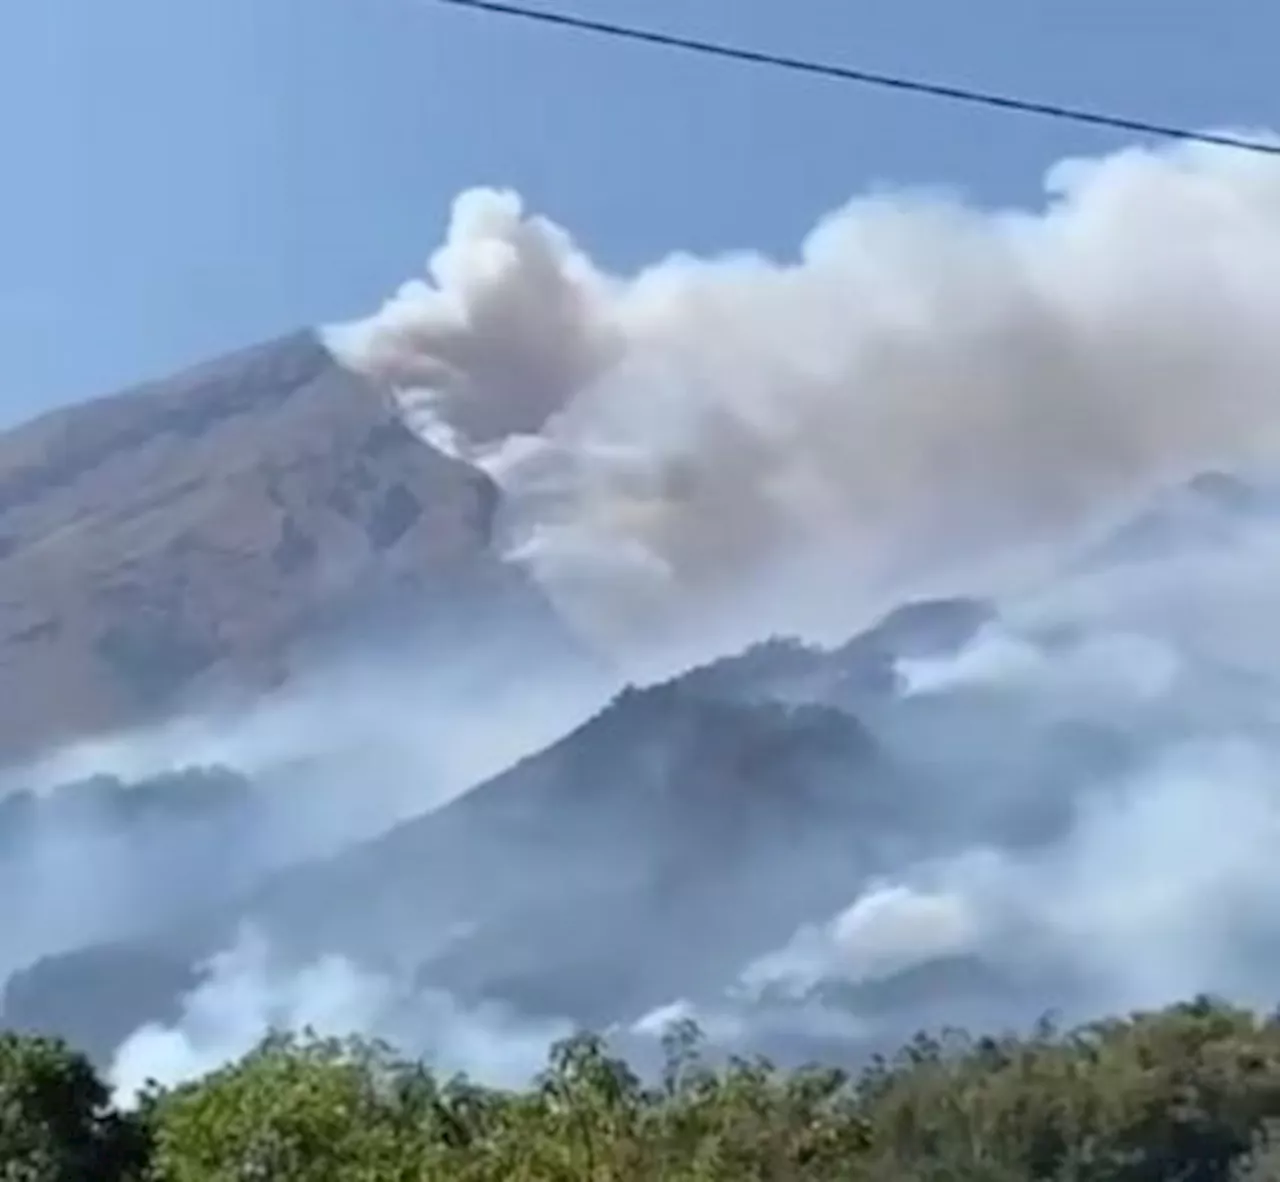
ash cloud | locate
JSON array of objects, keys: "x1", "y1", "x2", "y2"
[{"x1": 326, "y1": 135, "x2": 1280, "y2": 671}]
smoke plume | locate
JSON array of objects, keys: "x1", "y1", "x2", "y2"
[{"x1": 326, "y1": 135, "x2": 1280, "y2": 671}]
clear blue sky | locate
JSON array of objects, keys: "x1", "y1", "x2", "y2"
[{"x1": 1, "y1": 0, "x2": 1274, "y2": 423}]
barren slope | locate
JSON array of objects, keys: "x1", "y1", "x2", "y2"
[{"x1": 0, "y1": 330, "x2": 563, "y2": 760}]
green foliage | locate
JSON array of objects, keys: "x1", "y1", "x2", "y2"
[
  {"x1": 10, "y1": 997, "x2": 1280, "y2": 1179},
  {"x1": 146, "y1": 1031, "x2": 443, "y2": 1182},
  {"x1": 0, "y1": 1032, "x2": 148, "y2": 1181}
]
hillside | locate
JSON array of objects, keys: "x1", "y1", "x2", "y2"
[
  {"x1": 0, "y1": 330, "x2": 583, "y2": 760},
  {"x1": 0, "y1": 588, "x2": 1109, "y2": 1066},
  {"x1": 14, "y1": 453, "x2": 1276, "y2": 1072}
]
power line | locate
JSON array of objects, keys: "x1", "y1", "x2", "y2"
[{"x1": 433, "y1": 0, "x2": 1280, "y2": 157}]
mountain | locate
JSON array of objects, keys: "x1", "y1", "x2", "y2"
[
  {"x1": 0, "y1": 330, "x2": 587, "y2": 762},
  {"x1": 7, "y1": 592, "x2": 1100, "y2": 1064},
  {"x1": 3, "y1": 329, "x2": 1277, "y2": 1081},
  {"x1": 8, "y1": 490, "x2": 1247, "y2": 1070}
]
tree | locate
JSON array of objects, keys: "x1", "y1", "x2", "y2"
[
  {"x1": 146, "y1": 1031, "x2": 447, "y2": 1182},
  {"x1": 10, "y1": 995, "x2": 1280, "y2": 1181},
  {"x1": 0, "y1": 1032, "x2": 149, "y2": 1182}
]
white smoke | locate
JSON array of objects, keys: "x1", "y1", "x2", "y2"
[
  {"x1": 0, "y1": 641, "x2": 604, "y2": 999},
  {"x1": 9, "y1": 635, "x2": 599, "y2": 813},
  {"x1": 326, "y1": 134, "x2": 1280, "y2": 672},
  {"x1": 92, "y1": 478, "x2": 1280, "y2": 1086},
  {"x1": 742, "y1": 883, "x2": 989, "y2": 1000},
  {"x1": 711, "y1": 510, "x2": 1280, "y2": 1041},
  {"x1": 109, "y1": 925, "x2": 572, "y2": 1099},
  {"x1": 109, "y1": 927, "x2": 393, "y2": 1098},
  {"x1": 741, "y1": 736, "x2": 1280, "y2": 1023}
]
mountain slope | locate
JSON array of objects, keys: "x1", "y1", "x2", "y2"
[
  {"x1": 5, "y1": 425, "x2": 1276, "y2": 1073},
  {"x1": 1, "y1": 595, "x2": 1003, "y2": 1058},
  {"x1": 0, "y1": 331, "x2": 583, "y2": 760}
]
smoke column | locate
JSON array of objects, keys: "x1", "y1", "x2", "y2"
[{"x1": 325, "y1": 135, "x2": 1280, "y2": 672}]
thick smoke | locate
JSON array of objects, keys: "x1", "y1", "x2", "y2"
[{"x1": 326, "y1": 135, "x2": 1280, "y2": 671}]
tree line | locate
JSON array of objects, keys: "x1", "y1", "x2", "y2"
[{"x1": 8, "y1": 996, "x2": 1280, "y2": 1180}]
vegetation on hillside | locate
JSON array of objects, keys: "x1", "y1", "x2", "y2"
[{"x1": 8, "y1": 997, "x2": 1280, "y2": 1180}]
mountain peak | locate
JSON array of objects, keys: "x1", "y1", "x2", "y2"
[{"x1": 0, "y1": 332, "x2": 577, "y2": 761}]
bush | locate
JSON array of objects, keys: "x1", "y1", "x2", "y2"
[{"x1": 8, "y1": 997, "x2": 1280, "y2": 1180}]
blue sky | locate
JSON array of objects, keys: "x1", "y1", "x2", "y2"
[{"x1": 1, "y1": 0, "x2": 1274, "y2": 423}]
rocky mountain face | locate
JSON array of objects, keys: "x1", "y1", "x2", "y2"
[{"x1": 0, "y1": 331, "x2": 583, "y2": 762}]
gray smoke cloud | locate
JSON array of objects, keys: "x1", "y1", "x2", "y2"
[{"x1": 326, "y1": 135, "x2": 1280, "y2": 672}]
